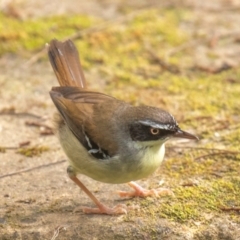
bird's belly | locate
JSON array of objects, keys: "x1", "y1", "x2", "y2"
[
  {"x1": 58, "y1": 125, "x2": 165, "y2": 184},
  {"x1": 94, "y1": 144, "x2": 165, "y2": 183}
]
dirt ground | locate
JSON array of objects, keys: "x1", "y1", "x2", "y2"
[{"x1": 1, "y1": 0, "x2": 240, "y2": 239}]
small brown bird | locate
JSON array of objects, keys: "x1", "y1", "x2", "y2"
[{"x1": 48, "y1": 39, "x2": 198, "y2": 215}]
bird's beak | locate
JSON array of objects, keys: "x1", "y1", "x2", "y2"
[{"x1": 173, "y1": 129, "x2": 199, "y2": 140}]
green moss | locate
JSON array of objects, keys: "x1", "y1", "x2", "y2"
[
  {"x1": 17, "y1": 146, "x2": 49, "y2": 157},
  {"x1": 0, "y1": 13, "x2": 95, "y2": 55},
  {"x1": 121, "y1": 175, "x2": 240, "y2": 223}
]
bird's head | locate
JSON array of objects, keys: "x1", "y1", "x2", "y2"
[{"x1": 127, "y1": 106, "x2": 198, "y2": 146}]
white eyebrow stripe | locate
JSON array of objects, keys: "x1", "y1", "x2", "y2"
[{"x1": 137, "y1": 120, "x2": 174, "y2": 130}]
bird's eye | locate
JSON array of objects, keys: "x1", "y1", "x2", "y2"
[{"x1": 150, "y1": 128, "x2": 159, "y2": 135}]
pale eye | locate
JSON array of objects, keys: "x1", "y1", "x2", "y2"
[{"x1": 150, "y1": 128, "x2": 160, "y2": 135}]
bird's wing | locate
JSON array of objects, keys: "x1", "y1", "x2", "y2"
[{"x1": 50, "y1": 87, "x2": 120, "y2": 158}]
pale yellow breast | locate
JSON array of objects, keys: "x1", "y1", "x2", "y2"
[
  {"x1": 130, "y1": 142, "x2": 165, "y2": 180},
  {"x1": 57, "y1": 124, "x2": 166, "y2": 184}
]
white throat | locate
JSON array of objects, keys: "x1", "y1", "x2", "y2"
[{"x1": 131, "y1": 141, "x2": 166, "y2": 179}]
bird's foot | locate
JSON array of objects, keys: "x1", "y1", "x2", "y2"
[
  {"x1": 118, "y1": 182, "x2": 174, "y2": 198},
  {"x1": 81, "y1": 203, "x2": 129, "y2": 215}
]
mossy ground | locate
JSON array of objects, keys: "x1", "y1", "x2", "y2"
[{"x1": 0, "y1": 2, "x2": 240, "y2": 239}]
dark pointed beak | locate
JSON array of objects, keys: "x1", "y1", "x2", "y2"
[{"x1": 173, "y1": 129, "x2": 199, "y2": 140}]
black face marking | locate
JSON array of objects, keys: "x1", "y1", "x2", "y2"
[
  {"x1": 129, "y1": 122, "x2": 178, "y2": 142},
  {"x1": 83, "y1": 131, "x2": 110, "y2": 160}
]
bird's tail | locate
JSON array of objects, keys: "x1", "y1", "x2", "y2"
[{"x1": 48, "y1": 39, "x2": 86, "y2": 88}]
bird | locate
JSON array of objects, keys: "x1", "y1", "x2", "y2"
[{"x1": 48, "y1": 39, "x2": 198, "y2": 215}]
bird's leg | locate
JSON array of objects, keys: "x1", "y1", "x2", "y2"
[
  {"x1": 67, "y1": 166, "x2": 128, "y2": 215},
  {"x1": 118, "y1": 181, "x2": 174, "y2": 198}
]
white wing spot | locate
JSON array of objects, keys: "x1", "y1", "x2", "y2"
[
  {"x1": 83, "y1": 130, "x2": 110, "y2": 159},
  {"x1": 84, "y1": 133, "x2": 92, "y2": 148}
]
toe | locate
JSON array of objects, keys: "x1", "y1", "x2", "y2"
[{"x1": 81, "y1": 204, "x2": 128, "y2": 215}]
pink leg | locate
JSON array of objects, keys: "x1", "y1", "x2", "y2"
[
  {"x1": 69, "y1": 174, "x2": 128, "y2": 215},
  {"x1": 118, "y1": 181, "x2": 174, "y2": 198}
]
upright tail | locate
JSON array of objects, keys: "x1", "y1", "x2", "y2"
[{"x1": 48, "y1": 39, "x2": 86, "y2": 88}]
